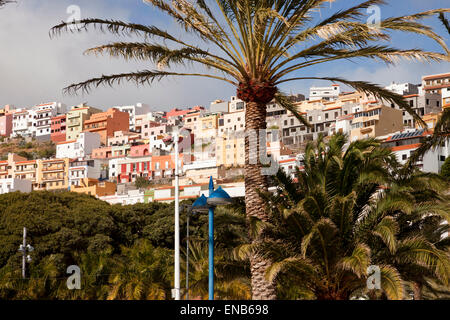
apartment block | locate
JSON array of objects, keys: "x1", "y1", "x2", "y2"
[
  {"x1": 400, "y1": 93, "x2": 442, "y2": 128},
  {"x1": 83, "y1": 108, "x2": 130, "y2": 145},
  {"x1": 56, "y1": 132, "x2": 101, "y2": 159},
  {"x1": 151, "y1": 153, "x2": 192, "y2": 180},
  {"x1": 382, "y1": 129, "x2": 449, "y2": 173},
  {"x1": 442, "y1": 87, "x2": 450, "y2": 109},
  {"x1": 50, "y1": 114, "x2": 67, "y2": 143},
  {"x1": 113, "y1": 103, "x2": 151, "y2": 131},
  {"x1": 350, "y1": 104, "x2": 403, "y2": 141},
  {"x1": 422, "y1": 72, "x2": 450, "y2": 94},
  {"x1": 0, "y1": 114, "x2": 13, "y2": 137},
  {"x1": 108, "y1": 131, "x2": 140, "y2": 147},
  {"x1": 12, "y1": 109, "x2": 35, "y2": 138},
  {"x1": 35, "y1": 158, "x2": 70, "y2": 191},
  {"x1": 385, "y1": 82, "x2": 419, "y2": 95},
  {"x1": 0, "y1": 178, "x2": 32, "y2": 194},
  {"x1": 66, "y1": 103, "x2": 103, "y2": 141},
  {"x1": 70, "y1": 178, "x2": 116, "y2": 197},
  {"x1": 33, "y1": 102, "x2": 66, "y2": 141},
  {"x1": 116, "y1": 156, "x2": 152, "y2": 183},
  {"x1": 68, "y1": 159, "x2": 105, "y2": 187},
  {"x1": 309, "y1": 84, "x2": 340, "y2": 101}
]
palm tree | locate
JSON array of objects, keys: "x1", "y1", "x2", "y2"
[
  {"x1": 181, "y1": 240, "x2": 251, "y2": 300},
  {"x1": 51, "y1": 1, "x2": 450, "y2": 299},
  {"x1": 408, "y1": 13, "x2": 450, "y2": 168},
  {"x1": 242, "y1": 134, "x2": 450, "y2": 299},
  {"x1": 107, "y1": 240, "x2": 173, "y2": 300},
  {"x1": 0, "y1": 1, "x2": 13, "y2": 7}
]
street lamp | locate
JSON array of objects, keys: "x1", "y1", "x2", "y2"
[
  {"x1": 18, "y1": 227, "x2": 33, "y2": 279},
  {"x1": 191, "y1": 177, "x2": 232, "y2": 300},
  {"x1": 163, "y1": 132, "x2": 182, "y2": 301}
]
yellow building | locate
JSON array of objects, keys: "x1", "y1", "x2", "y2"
[
  {"x1": 196, "y1": 113, "x2": 220, "y2": 140},
  {"x1": 35, "y1": 158, "x2": 70, "y2": 191},
  {"x1": 350, "y1": 104, "x2": 403, "y2": 141},
  {"x1": 70, "y1": 178, "x2": 116, "y2": 197},
  {"x1": 216, "y1": 135, "x2": 245, "y2": 167},
  {"x1": 66, "y1": 103, "x2": 102, "y2": 141},
  {"x1": 417, "y1": 112, "x2": 441, "y2": 130}
]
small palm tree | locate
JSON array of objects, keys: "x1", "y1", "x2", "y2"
[
  {"x1": 107, "y1": 240, "x2": 173, "y2": 300},
  {"x1": 241, "y1": 134, "x2": 450, "y2": 299},
  {"x1": 51, "y1": 1, "x2": 450, "y2": 299},
  {"x1": 181, "y1": 240, "x2": 251, "y2": 300}
]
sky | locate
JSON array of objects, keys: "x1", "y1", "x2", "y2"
[{"x1": 0, "y1": 0, "x2": 449, "y2": 111}]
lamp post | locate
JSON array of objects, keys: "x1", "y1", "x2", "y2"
[
  {"x1": 191, "y1": 177, "x2": 232, "y2": 300},
  {"x1": 163, "y1": 132, "x2": 181, "y2": 300},
  {"x1": 18, "y1": 227, "x2": 33, "y2": 279}
]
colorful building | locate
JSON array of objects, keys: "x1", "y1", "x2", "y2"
[
  {"x1": 56, "y1": 132, "x2": 101, "y2": 159},
  {"x1": 50, "y1": 114, "x2": 67, "y2": 143},
  {"x1": 0, "y1": 114, "x2": 13, "y2": 137},
  {"x1": 350, "y1": 104, "x2": 403, "y2": 141},
  {"x1": 117, "y1": 156, "x2": 152, "y2": 183},
  {"x1": 70, "y1": 178, "x2": 116, "y2": 197},
  {"x1": 35, "y1": 158, "x2": 70, "y2": 191},
  {"x1": 83, "y1": 108, "x2": 130, "y2": 145},
  {"x1": 66, "y1": 103, "x2": 103, "y2": 141}
]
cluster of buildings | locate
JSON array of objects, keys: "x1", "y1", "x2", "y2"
[{"x1": 0, "y1": 72, "x2": 449, "y2": 204}]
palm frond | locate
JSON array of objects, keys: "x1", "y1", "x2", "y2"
[
  {"x1": 63, "y1": 70, "x2": 236, "y2": 95},
  {"x1": 275, "y1": 76, "x2": 426, "y2": 127}
]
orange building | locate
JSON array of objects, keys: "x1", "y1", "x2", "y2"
[
  {"x1": 151, "y1": 153, "x2": 193, "y2": 180},
  {"x1": 83, "y1": 108, "x2": 130, "y2": 145},
  {"x1": 70, "y1": 178, "x2": 116, "y2": 197}
]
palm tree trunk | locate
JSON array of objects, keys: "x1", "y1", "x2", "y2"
[{"x1": 244, "y1": 101, "x2": 277, "y2": 300}]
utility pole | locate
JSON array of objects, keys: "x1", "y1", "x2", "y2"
[{"x1": 18, "y1": 227, "x2": 33, "y2": 279}]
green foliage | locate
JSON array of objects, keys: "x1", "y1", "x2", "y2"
[
  {"x1": 248, "y1": 133, "x2": 450, "y2": 300},
  {"x1": 441, "y1": 157, "x2": 450, "y2": 179},
  {"x1": 134, "y1": 177, "x2": 152, "y2": 190},
  {"x1": 0, "y1": 192, "x2": 248, "y2": 299}
]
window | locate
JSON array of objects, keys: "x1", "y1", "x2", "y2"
[
  {"x1": 402, "y1": 154, "x2": 407, "y2": 160},
  {"x1": 440, "y1": 155, "x2": 446, "y2": 162}
]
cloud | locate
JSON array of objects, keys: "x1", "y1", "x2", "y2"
[{"x1": 0, "y1": 0, "x2": 233, "y2": 111}]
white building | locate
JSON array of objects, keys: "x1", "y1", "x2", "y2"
[
  {"x1": 334, "y1": 114, "x2": 354, "y2": 135},
  {"x1": 385, "y1": 82, "x2": 419, "y2": 95},
  {"x1": 309, "y1": 85, "x2": 340, "y2": 101},
  {"x1": 99, "y1": 189, "x2": 146, "y2": 205},
  {"x1": 229, "y1": 96, "x2": 246, "y2": 113},
  {"x1": 33, "y1": 102, "x2": 66, "y2": 140},
  {"x1": 113, "y1": 103, "x2": 152, "y2": 131},
  {"x1": 56, "y1": 132, "x2": 101, "y2": 159},
  {"x1": 0, "y1": 178, "x2": 32, "y2": 194},
  {"x1": 68, "y1": 159, "x2": 104, "y2": 187},
  {"x1": 108, "y1": 158, "x2": 121, "y2": 182},
  {"x1": 12, "y1": 109, "x2": 36, "y2": 138},
  {"x1": 383, "y1": 129, "x2": 450, "y2": 173}
]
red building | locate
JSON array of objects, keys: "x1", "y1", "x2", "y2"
[
  {"x1": 83, "y1": 108, "x2": 130, "y2": 145},
  {"x1": 118, "y1": 156, "x2": 152, "y2": 183},
  {"x1": 51, "y1": 115, "x2": 66, "y2": 143}
]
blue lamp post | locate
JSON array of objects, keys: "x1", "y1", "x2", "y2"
[{"x1": 191, "y1": 176, "x2": 232, "y2": 300}]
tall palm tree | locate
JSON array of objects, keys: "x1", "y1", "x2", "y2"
[
  {"x1": 243, "y1": 134, "x2": 450, "y2": 299},
  {"x1": 51, "y1": 1, "x2": 450, "y2": 299},
  {"x1": 0, "y1": 1, "x2": 13, "y2": 7}
]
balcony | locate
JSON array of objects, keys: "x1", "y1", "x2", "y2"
[
  {"x1": 360, "y1": 127, "x2": 373, "y2": 134},
  {"x1": 42, "y1": 165, "x2": 65, "y2": 172}
]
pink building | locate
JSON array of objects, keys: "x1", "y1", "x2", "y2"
[
  {"x1": 129, "y1": 144, "x2": 151, "y2": 157},
  {"x1": 165, "y1": 106, "x2": 204, "y2": 119},
  {"x1": 0, "y1": 114, "x2": 13, "y2": 137}
]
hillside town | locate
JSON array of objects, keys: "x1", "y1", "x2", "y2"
[{"x1": 0, "y1": 72, "x2": 449, "y2": 205}]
